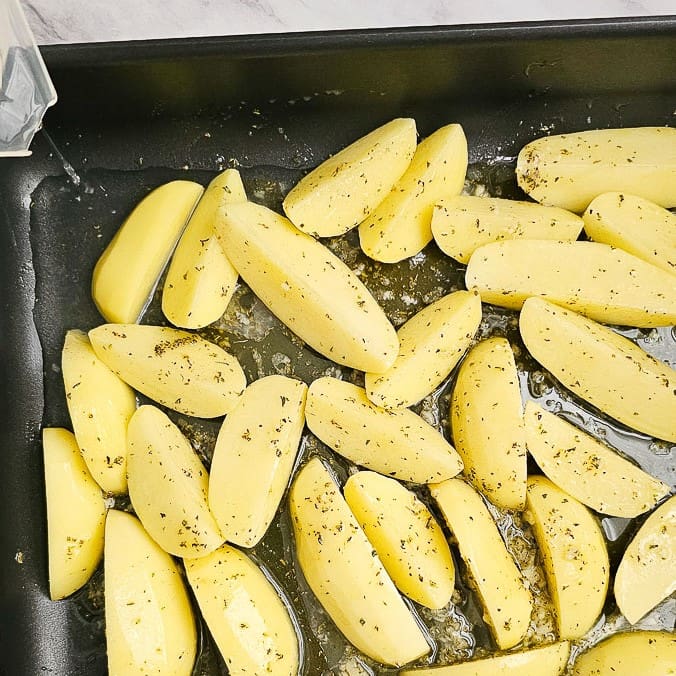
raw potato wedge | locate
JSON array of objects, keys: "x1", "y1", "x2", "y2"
[
  {"x1": 365, "y1": 289, "x2": 482, "y2": 410},
  {"x1": 466, "y1": 239, "x2": 676, "y2": 327},
  {"x1": 572, "y1": 631, "x2": 676, "y2": 676},
  {"x1": 430, "y1": 479, "x2": 532, "y2": 649},
  {"x1": 61, "y1": 329, "x2": 136, "y2": 494},
  {"x1": 105, "y1": 510, "x2": 197, "y2": 676},
  {"x1": 519, "y1": 297, "x2": 676, "y2": 442},
  {"x1": 450, "y1": 337, "x2": 527, "y2": 510},
  {"x1": 584, "y1": 191, "x2": 676, "y2": 276},
  {"x1": 43, "y1": 428, "x2": 105, "y2": 600},
  {"x1": 614, "y1": 495, "x2": 676, "y2": 624},
  {"x1": 89, "y1": 323, "x2": 246, "y2": 418},
  {"x1": 162, "y1": 169, "x2": 246, "y2": 329},
  {"x1": 306, "y1": 377, "x2": 463, "y2": 484},
  {"x1": 208, "y1": 375, "x2": 307, "y2": 547},
  {"x1": 283, "y1": 118, "x2": 417, "y2": 237},
  {"x1": 289, "y1": 457, "x2": 430, "y2": 666},
  {"x1": 516, "y1": 126, "x2": 676, "y2": 212},
  {"x1": 432, "y1": 195, "x2": 584, "y2": 263},
  {"x1": 524, "y1": 402, "x2": 669, "y2": 518},
  {"x1": 216, "y1": 201, "x2": 398, "y2": 373},
  {"x1": 525, "y1": 475, "x2": 609, "y2": 640},
  {"x1": 185, "y1": 544, "x2": 299, "y2": 676},
  {"x1": 343, "y1": 471, "x2": 455, "y2": 609},
  {"x1": 359, "y1": 123, "x2": 468, "y2": 263},
  {"x1": 127, "y1": 406, "x2": 224, "y2": 558},
  {"x1": 92, "y1": 180, "x2": 204, "y2": 323}
]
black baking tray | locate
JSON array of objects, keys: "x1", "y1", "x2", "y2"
[{"x1": 1, "y1": 17, "x2": 675, "y2": 676}]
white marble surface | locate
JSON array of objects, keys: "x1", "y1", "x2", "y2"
[{"x1": 24, "y1": 0, "x2": 676, "y2": 44}]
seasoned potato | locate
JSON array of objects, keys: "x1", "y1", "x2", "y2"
[
  {"x1": 185, "y1": 544, "x2": 299, "y2": 676},
  {"x1": 216, "y1": 201, "x2": 398, "y2": 373},
  {"x1": 208, "y1": 375, "x2": 307, "y2": 547},
  {"x1": 516, "y1": 127, "x2": 676, "y2": 212},
  {"x1": 359, "y1": 123, "x2": 468, "y2": 262},
  {"x1": 432, "y1": 195, "x2": 583, "y2": 263},
  {"x1": 89, "y1": 323, "x2": 246, "y2": 418},
  {"x1": 519, "y1": 297, "x2": 676, "y2": 442},
  {"x1": 289, "y1": 457, "x2": 430, "y2": 666},
  {"x1": 525, "y1": 475, "x2": 609, "y2": 640},
  {"x1": 450, "y1": 337, "x2": 527, "y2": 510},
  {"x1": 306, "y1": 377, "x2": 463, "y2": 484},
  {"x1": 283, "y1": 118, "x2": 417, "y2": 237},
  {"x1": 162, "y1": 169, "x2": 246, "y2": 329},
  {"x1": 524, "y1": 402, "x2": 669, "y2": 518},
  {"x1": 430, "y1": 479, "x2": 532, "y2": 649},
  {"x1": 43, "y1": 428, "x2": 105, "y2": 601},
  {"x1": 92, "y1": 180, "x2": 203, "y2": 323},
  {"x1": 365, "y1": 289, "x2": 481, "y2": 410}
]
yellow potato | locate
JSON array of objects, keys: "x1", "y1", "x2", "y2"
[
  {"x1": 359, "y1": 123, "x2": 468, "y2": 262},
  {"x1": 365, "y1": 289, "x2": 482, "y2": 410},
  {"x1": 216, "y1": 201, "x2": 398, "y2": 373},
  {"x1": 127, "y1": 405, "x2": 224, "y2": 558},
  {"x1": 466, "y1": 240, "x2": 676, "y2": 328},
  {"x1": 584, "y1": 191, "x2": 676, "y2": 276},
  {"x1": 343, "y1": 470, "x2": 455, "y2": 609},
  {"x1": 614, "y1": 495, "x2": 675, "y2": 624},
  {"x1": 306, "y1": 377, "x2": 463, "y2": 484},
  {"x1": 61, "y1": 329, "x2": 136, "y2": 494},
  {"x1": 283, "y1": 118, "x2": 417, "y2": 237},
  {"x1": 162, "y1": 169, "x2": 246, "y2": 329},
  {"x1": 105, "y1": 510, "x2": 197, "y2": 676},
  {"x1": 525, "y1": 475, "x2": 609, "y2": 640},
  {"x1": 89, "y1": 323, "x2": 245, "y2": 418},
  {"x1": 92, "y1": 180, "x2": 203, "y2": 323},
  {"x1": 208, "y1": 375, "x2": 307, "y2": 547},
  {"x1": 519, "y1": 297, "x2": 676, "y2": 442},
  {"x1": 43, "y1": 428, "x2": 105, "y2": 600},
  {"x1": 450, "y1": 337, "x2": 527, "y2": 510},
  {"x1": 430, "y1": 479, "x2": 532, "y2": 649},
  {"x1": 185, "y1": 544, "x2": 299, "y2": 676},
  {"x1": 516, "y1": 127, "x2": 676, "y2": 212},
  {"x1": 432, "y1": 195, "x2": 583, "y2": 263},
  {"x1": 289, "y1": 457, "x2": 430, "y2": 666},
  {"x1": 524, "y1": 402, "x2": 669, "y2": 518}
]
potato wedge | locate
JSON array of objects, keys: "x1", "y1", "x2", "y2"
[
  {"x1": 92, "y1": 180, "x2": 203, "y2": 323},
  {"x1": 105, "y1": 510, "x2": 196, "y2": 676},
  {"x1": 43, "y1": 428, "x2": 105, "y2": 600},
  {"x1": 432, "y1": 195, "x2": 584, "y2": 263},
  {"x1": 289, "y1": 457, "x2": 430, "y2": 666},
  {"x1": 519, "y1": 297, "x2": 676, "y2": 442},
  {"x1": 127, "y1": 405, "x2": 224, "y2": 558},
  {"x1": 216, "y1": 201, "x2": 398, "y2": 373},
  {"x1": 450, "y1": 337, "x2": 527, "y2": 510},
  {"x1": 466, "y1": 240, "x2": 676, "y2": 327},
  {"x1": 283, "y1": 118, "x2": 417, "y2": 237},
  {"x1": 525, "y1": 475, "x2": 609, "y2": 640},
  {"x1": 208, "y1": 375, "x2": 307, "y2": 547},
  {"x1": 524, "y1": 402, "x2": 669, "y2": 518},
  {"x1": 162, "y1": 169, "x2": 246, "y2": 329},
  {"x1": 89, "y1": 323, "x2": 245, "y2": 418},
  {"x1": 359, "y1": 123, "x2": 468, "y2": 263},
  {"x1": 306, "y1": 377, "x2": 463, "y2": 484},
  {"x1": 583, "y1": 191, "x2": 676, "y2": 276},
  {"x1": 430, "y1": 479, "x2": 532, "y2": 649},
  {"x1": 343, "y1": 471, "x2": 455, "y2": 609},
  {"x1": 516, "y1": 127, "x2": 676, "y2": 212},
  {"x1": 365, "y1": 290, "x2": 481, "y2": 410},
  {"x1": 614, "y1": 495, "x2": 676, "y2": 624},
  {"x1": 61, "y1": 329, "x2": 136, "y2": 494},
  {"x1": 185, "y1": 544, "x2": 299, "y2": 676}
]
